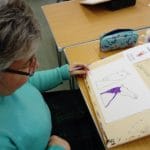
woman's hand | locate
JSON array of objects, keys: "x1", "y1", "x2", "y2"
[
  {"x1": 48, "y1": 135, "x2": 71, "y2": 150},
  {"x1": 69, "y1": 64, "x2": 89, "y2": 78}
]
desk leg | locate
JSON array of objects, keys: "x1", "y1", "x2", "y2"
[
  {"x1": 55, "y1": 46, "x2": 76, "y2": 90},
  {"x1": 56, "y1": 49, "x2": 62, "y2": 66},
  {"x1": 64, "y1": 54, "x2": 77, "y2": 90},
  {"x1": 54, "y1": 42, "x2": 77, "y2": 90},
  {"x1": 69, "y1": 76, "x2": 76, "y2": 90},
  {"x1": 54, "y1": 41, "x2": 63, "y2": 66}
]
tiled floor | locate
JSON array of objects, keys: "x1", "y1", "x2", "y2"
[{"x1": 26, "y1": 0, "x2": 71, "y2": 91}]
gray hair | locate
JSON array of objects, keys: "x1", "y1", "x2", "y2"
[{"x1": 0, "y1": 0, "x2": 41, "y2": 70}]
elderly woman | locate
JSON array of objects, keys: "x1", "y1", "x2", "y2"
[{"x1": 0, "y1": 0, "x2": 104, "y2": 150}]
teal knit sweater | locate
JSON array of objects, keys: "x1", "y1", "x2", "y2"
[{"x1": 0, "y1": 65, "x2": 70, "y2": 150}]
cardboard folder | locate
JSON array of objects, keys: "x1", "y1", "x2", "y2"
[{"x1": 86, "y1": 43, "x2": 150, "y2": 148}]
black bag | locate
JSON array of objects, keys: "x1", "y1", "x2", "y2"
[{"x1": 105, "y1": 0, "x2": 136, "y2": 11}]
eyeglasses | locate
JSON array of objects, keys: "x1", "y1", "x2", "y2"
[
  {"x1": 1, "y1": 55, "x2": 37, "y2": 77},
  {"x1": 2, "y1": 68, "x2": 34, "y2": 77}
]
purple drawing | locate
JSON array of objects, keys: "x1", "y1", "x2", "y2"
[
  {"x1": 100, "y1": 84, "x2": 138, "y2": 108},
  {"x1": 100, "y1": 86, "x2": 121, "y2": 108}
]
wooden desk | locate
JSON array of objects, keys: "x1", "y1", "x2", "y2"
[
  {"x1": 42, "y1": 0, "x2": 150, "y2": 49},
  {"x1": 64, "y1": 32, "x2": 150, "y2": 149}
]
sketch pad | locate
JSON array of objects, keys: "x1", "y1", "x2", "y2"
[
  {"x1": 86, "y1": 43, "x2": 150, "y2": 148},
  {"x1": 80, "y1": 0, "x2": 111, "y2": 5}
]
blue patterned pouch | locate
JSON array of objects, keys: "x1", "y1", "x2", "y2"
[{"x1": 100, "y1": 29, "x2": 139, "y2": 52}]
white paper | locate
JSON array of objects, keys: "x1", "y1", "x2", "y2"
[
  {"x1": 123, "y1": 43, "x2": 150, "y2": 64},
  {"x1": 80, "y1": 0, "x2": 111, "y2": 5},
  {"x1": 88, "y1": 58, "x2": 150, "y2": 123}
]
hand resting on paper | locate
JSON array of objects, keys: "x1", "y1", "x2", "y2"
[{"x1": 69, "y1": 64, "x2": 89, "y2": 78}]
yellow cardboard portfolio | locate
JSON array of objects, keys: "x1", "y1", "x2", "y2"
[{"x1": 86, "y1": 43, "x2": 150, "y2": 148}]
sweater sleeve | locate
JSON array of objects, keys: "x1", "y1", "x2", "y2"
[
  {"x1": 0, "y1": 136, "x2": 64, "y2": 150},
  {"x1": 28, "y1": 64, "x2": 70, "y2": 92},
  {"x1": 47, "y1": 145, "x2": 65, "y2": 150},
  {"x1": 0, "y1": 135, "x2": 17, "y2": 150}
]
